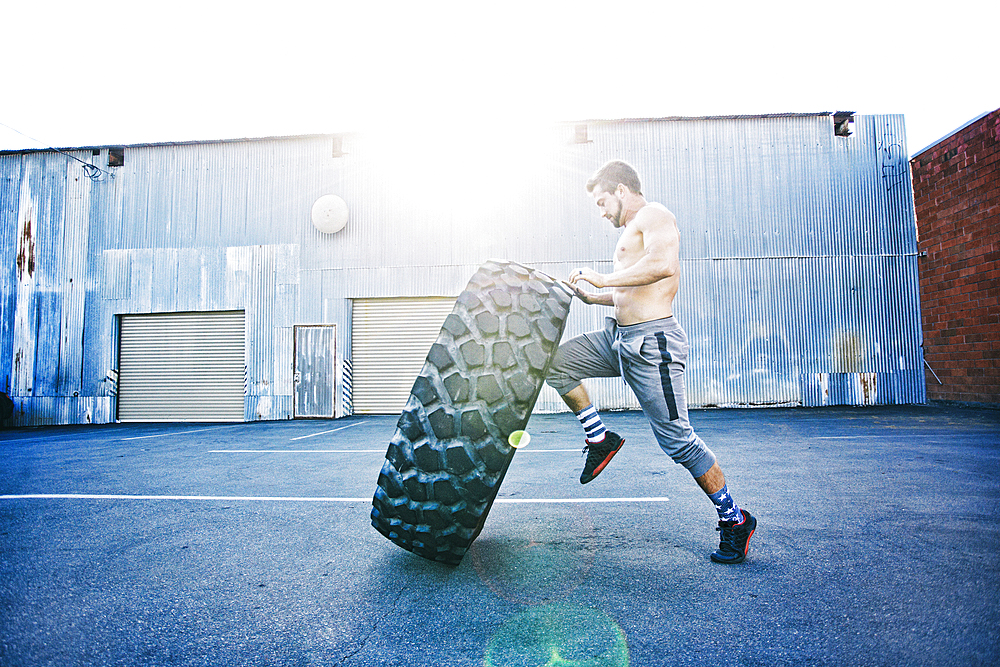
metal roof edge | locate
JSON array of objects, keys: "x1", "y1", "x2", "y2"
[
  {"x1": 1, "y1": 112, "x2": 866, "y2": 156},
  {"x1": 0, "y1": 131, "x2": 354, "y2": 156},
  {"x1": 565, "y1": 112, "x2": 839, "y2": 125}
]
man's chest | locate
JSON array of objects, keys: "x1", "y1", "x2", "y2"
[{"x1": 613, "y1": 227, "x2": 644, "y2": 267}]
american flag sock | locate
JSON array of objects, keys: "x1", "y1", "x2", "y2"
[
  {"x1": 709, "y1": 484, "x2": 744, "y2": 524},
  {"x1": 575, "y1": 404, "x2": 607, "y2": 443}
]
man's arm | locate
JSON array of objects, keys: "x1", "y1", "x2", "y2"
[{"x1": 573, "y1": 207, "x2": 679, "y2": 289}]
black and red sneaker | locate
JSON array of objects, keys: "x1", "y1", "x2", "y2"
[
  {"x1": 579, "y1": 432, "x2": 625, "y2": 484},
  {"x1": 711, "y1": 509, "x2": 757, "y2": 564}
]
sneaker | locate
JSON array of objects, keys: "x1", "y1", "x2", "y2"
[
  {"x1": 711, "y1": 509, "x2": 756, "y2": 564},
  {"x1": 580, "y1": 432, "x2": 625, "y2": 484}
]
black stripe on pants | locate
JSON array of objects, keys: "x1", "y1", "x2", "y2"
[{"x1": 654, "y1": 332, "x2": 680, "y2": 421}]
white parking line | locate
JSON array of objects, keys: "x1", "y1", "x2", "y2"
[
  {"x1": 0, "y1": 493, "x2": 671, "y2": 504},
  {"x1": 209, "y1": 449, "x2": 387, "y2": 453},
  {"x1": 518, "y1": 449, "x2": 581, "y2": 453},
  {"x1": 121, "y1": 425, "x2": 245, "y2": 441},
  {"x1": 290, "y1": 421, "x2": 367, "y2": 441},
  {"x1": 496, "y1": 497, "x2": 670, "y2": 503},
  {"x1": 208, "y1": 448, "x2": 579, "y2": 453},
  {"x1": 0, "y1": 494, "x2": 370, "y2": 502},
  {"x1": 815, "y1": 434, "x2": 944, "y2": 439}
]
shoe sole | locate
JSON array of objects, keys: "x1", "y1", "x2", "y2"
[{"x1": 580, "y1": 438, "x2": 625, "y2": 484}]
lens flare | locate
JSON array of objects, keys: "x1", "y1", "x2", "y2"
[
  {"x1": 485, "y1": 603, "x2": 629, "y2": 667},
  {"x1": 508, "y1": 430, "x2": 531, "y2": 449}
]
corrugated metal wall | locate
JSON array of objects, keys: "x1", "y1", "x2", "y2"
[{"x1": 0, "y1": 114, "x2": 924, "y2": 425}]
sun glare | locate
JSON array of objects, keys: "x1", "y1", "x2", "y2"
[{"x1": 360, "y1": 115, "x2": 564, "y2": 209}]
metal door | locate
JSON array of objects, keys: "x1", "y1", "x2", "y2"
[
  {"x1": 351, "y1": 297, "x2": 455, "y2": 414},
  {"x1": 118, "y1": 311, "x2": 246, "y2": 422},
  {"x1": 294, "y1": 325, "x2": 337, "y2": 418}
]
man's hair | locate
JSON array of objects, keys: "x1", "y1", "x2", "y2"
[{"x1": 586, "y1": 160, "x2": 643, "y2": 196}]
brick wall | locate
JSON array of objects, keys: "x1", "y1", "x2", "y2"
[{"x1": 910, "y1": 108, "x2": 1000, "y2": 405}]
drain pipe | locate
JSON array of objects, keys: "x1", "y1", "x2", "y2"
[{"x1": 923, "y1": 358, "x2": 943, "y2": 385}]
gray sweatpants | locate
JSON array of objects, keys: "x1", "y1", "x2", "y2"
[{"x1": 546, "y1": 316, "x2": 717, "y2": 479}]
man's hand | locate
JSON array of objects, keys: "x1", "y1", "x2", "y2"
[
  {"x1": 562, "y1": 280, "x2": 599, "y2": 304},
  {"x1": 563, "y1": 270, "x2": 614, "y2": 306},
  {"x1": 569, "y1": 267, "x2": 606, "y2": 289}
]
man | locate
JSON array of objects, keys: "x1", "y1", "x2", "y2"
[{"x1": 546, "y1": 160, "x2": 756, "y2": 564}]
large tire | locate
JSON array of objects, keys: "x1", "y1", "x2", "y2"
[{"x1": 371, "y1": 260, "x2": 573, "y2": 565}]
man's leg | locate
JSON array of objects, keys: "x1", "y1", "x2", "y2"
[
  {"x1": 695, "y1": 460, "x2": 747, "y2": 526},
  {"x1": 694, "y1": 461, "x2": 726, "y2": 495},
  {"x1": 546, "y1": 320, "x2": 626, "y2": 483},
  {"x1": 562, "y1": 385, "x2": 606, "y2": 442},
  {"x1": 695, "y1": 462, "x2": 738, "y2": 519},
  {"x1": 560, "y1": 384, "x2": 592, "y2": 413},
  {"x1": 617, "y1": 323, "x2": 756, "y2": 563}
]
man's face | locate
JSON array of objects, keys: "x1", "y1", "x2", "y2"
[{"x1": 591, "y1": 186, "x2": 624, "y2": 228}]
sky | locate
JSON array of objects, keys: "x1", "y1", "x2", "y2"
[{"x1": 1, "y1": 0, "x2": 996, "y2": 158}]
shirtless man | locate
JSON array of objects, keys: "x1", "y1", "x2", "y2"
[{"x1": 546, "y1": 160, "x2": 756, "y2": 564}]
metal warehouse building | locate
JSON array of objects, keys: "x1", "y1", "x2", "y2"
[{"x1": 0, "y1": 112, "x2": 925, "y2": 425}]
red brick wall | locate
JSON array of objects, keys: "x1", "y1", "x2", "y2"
[{"x1": 910, "y1": 108, "x2": 1000, "y2": 405}]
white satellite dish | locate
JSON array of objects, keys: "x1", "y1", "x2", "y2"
[{"x1": 311, "y1": 194, "x2": 349, "y2": 234}]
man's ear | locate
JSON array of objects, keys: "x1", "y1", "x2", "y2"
[{"x1": 616, "y1": 183, "x2": 628, "y2": 198}]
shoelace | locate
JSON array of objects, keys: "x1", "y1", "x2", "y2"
[{"x1": 716, "y1": 523, "x2": 740, "y2": 551}]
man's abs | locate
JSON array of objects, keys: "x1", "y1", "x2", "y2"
[{"x1": 613, "y1": 278, "x2": 678, "y2": 326}]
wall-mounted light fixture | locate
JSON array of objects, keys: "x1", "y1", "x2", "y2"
[
  {"x1": 311, "y1": 194, "x2": 349, "y2": 234},
  {"x1": 834, "y1": 112, "x2": 855, "y2": 138},
  {"x1": 332, "y1": 135, "x2": 346, "y2": 158}
]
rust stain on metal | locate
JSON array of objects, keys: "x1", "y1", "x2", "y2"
[
  {"x1": 13, "y1": 349, "x2": 24, "y2": 393},
  {"x1": 16, "y1": 215, "x2": 35, "y2": 279},
  {"x1": 860, "y1": 372, "x2": 877, "y2": 405}
]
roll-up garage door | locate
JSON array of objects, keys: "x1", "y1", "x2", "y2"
[
  {"x1": 352, "y1": 297, "x2": 455, "y2": 414},
  {"x1": 118, "y1": 311, "x2": 246, "y2": 422}
]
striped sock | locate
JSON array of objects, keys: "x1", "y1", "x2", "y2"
[
  {"x1": 575, "y1": 405, "x2": 607, "y2": 443},
  {"x1": 708, "y1": 484, "x2": 744, "y2": 524}
]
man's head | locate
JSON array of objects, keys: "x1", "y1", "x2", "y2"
[
  {"x1": 586, "y1": 160, "x2": 643, "y2": 228},
  {"x1": 586, "y1": 160, "x2": 642, "y2": 197}
]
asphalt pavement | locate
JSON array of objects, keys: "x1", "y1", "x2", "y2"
[{"x1": 1, "y1": 404, "x2": 998, "y2": 666}]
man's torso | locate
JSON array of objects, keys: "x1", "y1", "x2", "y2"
[{"x1": 612, "y1": 203, "x2": 680, "y2": 326}]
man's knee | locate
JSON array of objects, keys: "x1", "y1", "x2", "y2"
[
  {"x1": 545, "y1": 344, "x2": 577, "y2": 395},
  {"x1": 683, "y1": 446, "x2": 717, "y2": 480},
  {"x1": 545, "y1": 371, "x2": 580, "y2": 397},
  {"x1": 655, "y1": 432, "x2": 716, "y2": 479}
]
